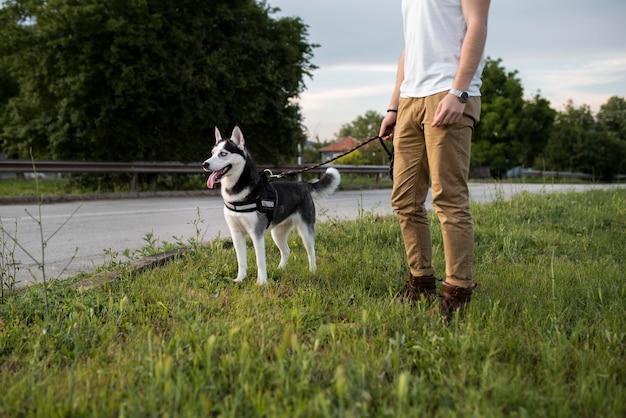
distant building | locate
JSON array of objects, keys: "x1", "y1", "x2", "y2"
[{"x1": 318, "y1": 137, "x2": 363, "y2": 162}]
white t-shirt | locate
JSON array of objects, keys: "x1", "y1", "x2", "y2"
[{"x1": 400, "y1": 0, "x2": 484, "y2": 98}]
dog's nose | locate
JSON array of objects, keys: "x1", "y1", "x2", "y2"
[{"x1": 202, "y1": 161, "x2": 210, "y2": 172}]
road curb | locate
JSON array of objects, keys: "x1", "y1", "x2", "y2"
[{"x1": 71, "y1": 247, "x2": 189, "y2": 291}]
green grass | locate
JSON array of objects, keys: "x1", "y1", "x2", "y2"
[
  {"x1": 0, "y1": 178, "x2": 71, "y2": 197},
  {"x1": 1, "y1": 189, "x2": 625, "y2": 417}
]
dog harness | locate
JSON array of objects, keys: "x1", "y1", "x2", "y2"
[{"x1": 223, "y1": 173, "x2": 277, "y2": 228}]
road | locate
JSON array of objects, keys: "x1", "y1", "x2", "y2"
[{"x1": 1, "y1": 183, "x2": 623, "y2": 287}]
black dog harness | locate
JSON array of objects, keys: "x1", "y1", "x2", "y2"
[{"x1": 223, "y1": 174, "x2": 277, "y2": 228}]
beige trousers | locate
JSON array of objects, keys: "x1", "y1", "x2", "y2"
[{"x1": 391, "y1": 92, "x2": 481, "y2": 288}]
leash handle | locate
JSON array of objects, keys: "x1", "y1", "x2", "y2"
[{"x1": 377, "y1": 136, "x2": 393, "y2": 159}]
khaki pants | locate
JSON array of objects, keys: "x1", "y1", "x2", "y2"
[{"x1": 391, "y1": 92, "x2": 481, "y2": 288}]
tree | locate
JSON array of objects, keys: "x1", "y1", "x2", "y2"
[
  {"x1": 336, "y1": 149, "x2": 367, "y2": 165},
  {"x1": 335, "y1": 110, "x2": 383, "y2": 140},
  {"x1": 0, "y1": 0, "x2": 316, "y2": 165},
  {"x1": 0, "y1": 64, "x2": 18, "y2": 107},
  {"x1": 596, "y1": 96, "x2": 626, "y2": 174},
  {"x1": 334, "y1": 110, "x2": 389, "y2": 165},
  {"x1": 0, "y1": 63, "x2": 19, "y2": 156},
  {"x1": 540, "y1": 102, "x2": 594, "y2": 171},
  {"x1": 472, "y1": 58, "x2": 555, "y2": 177},
  {"x1": 518, "y1": 94, "x2": 557, "y2": 168},
  {"x1": 472, "y1": 58, "x2": 524, "y2": 177},
  {"x1": 597, "y1": 96, "x2": 626, "y2": 142},
  {"x1": 539, "y1": 100, "x2": 624, "y2": 181}
]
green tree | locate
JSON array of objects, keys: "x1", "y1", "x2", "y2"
[
  {"x1": 336, "y1": 110, "x2": 383, "y2": 140},
  {"x1": 472, "y1": 58, "x2": 524, "y2": 177},
  {"x1": 0, "y1": 0, "x2": 316, "y2": 165},
  {"x1": 540, "y1": 102, "x2": 594, "y2": 171},
  {"x1": 596, "y1": 96, "x2": 626, "y2": 174},
  {"x1": 539, "y1": 100, "x2": 624, "y2": 181},
  {"x1": 597, "y1": 96, "x2": 626, "y2": 140},
  {"x1": 518, "y1": 94, "x2": 557, "y2": 168},
  {"x1": 335, "y1": 110, "x2": 389, "y2": 165},
  {"x1": 336, "y1": 149, "x2": 367, "y2": 165},
  {"x1": 472, "y1": 58, "x2": 555, "y2": 177},
  {"x1": 0, "y1": 63, "x2": 19, "y2": 156},
  {"x1": 301, "y1": 140, "x2": 329, "y2": 164},
  {"x1": 0, "y1": 64, "x2": 18, "y2": 107}
]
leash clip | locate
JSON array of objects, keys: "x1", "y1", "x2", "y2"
[{"x1": 264, "y1": 168, "x2": 284, "y2": 179}]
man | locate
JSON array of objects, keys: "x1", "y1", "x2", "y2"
[{"x1": 379, "y1": 0, "x2": 490, "y2": 320}]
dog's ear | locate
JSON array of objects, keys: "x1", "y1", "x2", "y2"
[
  {"x1": 231, "y1": 126, "x2": 245, "y2": 149},
  {"x1": 214, "y1": 127, "x2": 222, "y2": 143}
]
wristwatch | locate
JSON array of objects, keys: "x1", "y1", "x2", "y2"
[{"x1": 449, "y1": 88, "x2": 469, "y2": 104}]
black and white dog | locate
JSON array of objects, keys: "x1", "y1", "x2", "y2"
[{"x1": 202, "y1": 126, "x2": 340, "y2": 285}]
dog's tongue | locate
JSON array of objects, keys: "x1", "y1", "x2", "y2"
[{"x1": 207, "y1": 172, "x2": 219, "y2": 189}]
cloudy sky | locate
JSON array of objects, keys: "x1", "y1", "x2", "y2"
[{"x1": 268, "y1": 0, "x2": 626, "y2": 141}]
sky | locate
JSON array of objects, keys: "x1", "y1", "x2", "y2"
[{"x1": 267, "y1": 0, "x2": 626, "y2": 142}]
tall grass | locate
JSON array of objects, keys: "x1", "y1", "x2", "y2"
[
  {"x1": 0, "y1": 177, "x2": 70, "y2": 197},
  {"x1": 1, "y1": 189, "x2": 625, "y2": 417}
]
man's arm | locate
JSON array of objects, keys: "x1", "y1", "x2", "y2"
[
  {"x1": 452, "y1": 0, "x2": 491, "y2": 91},
  {"x1": 432, "y1": 0, "x2": 490, "y2": 127},
  {"x1": 379, "y1": 48, "x2": 405, "y2": 139}
]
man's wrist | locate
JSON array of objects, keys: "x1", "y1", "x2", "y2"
[{"x1": 448, "y1": 89, "x2": 469, "y2": 104}]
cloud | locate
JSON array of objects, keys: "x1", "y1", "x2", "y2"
[
  {"x1": 320, "y1": 64, "x2": 398, "y2": 73},
  {"x1": 520, "y1": 56, "x2": 626, "y2": 110},
  {"x1": 533, "y1": 57, "x2": 626, "y2": 88},
  {"x1": 299, "y1": 83, "x2": 394, "y2": 110}
]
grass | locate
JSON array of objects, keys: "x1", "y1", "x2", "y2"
[
  {"x1": 1, "y1": 189, "x2": 625, "y2": 417},
  {"x1": 0, "y1": 177, "x2": 71, "y2": 197}
]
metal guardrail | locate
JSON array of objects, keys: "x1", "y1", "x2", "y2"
[
  {"x1": 4, "y1": 159, "x2": 620, "y2": 182},
  {"x1": 0, "y1": 160, "x2": 390, "y2": 176},
  {"x1": 0, "y1": 160, "x2": 392, "y2": 192}
]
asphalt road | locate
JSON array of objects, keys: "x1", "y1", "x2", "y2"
[{"x1": 1, "y1": 183, "x2": 623, "y2": 287}]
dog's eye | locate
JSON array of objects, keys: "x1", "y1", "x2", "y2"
[{"x1": 219, "y1": 151, "x2": 228, "y2": 157}]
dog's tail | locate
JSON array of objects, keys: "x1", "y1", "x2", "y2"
[{"x1": 311, "y1": 167, "x2": 340, "y2": 200}]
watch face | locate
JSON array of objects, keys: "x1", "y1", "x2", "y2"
[{"x1": 460, "y1": 91, "x2": 469, "y2": 103}]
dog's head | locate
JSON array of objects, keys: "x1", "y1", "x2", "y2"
[{"x1": 202, "y1": 126, "x2": 248, "y2": 189}]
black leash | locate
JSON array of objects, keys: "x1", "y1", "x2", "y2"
[{"x1": 266, "y1": 135, "x2": 393, "y2": 180}]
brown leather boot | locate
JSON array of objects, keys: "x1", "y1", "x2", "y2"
[
  {"x1": 439, "y1": 281, "x2": 477, "y2": 321},
  {"x1": 399, "y1": 273, "x2": 437, "y2": 304}
]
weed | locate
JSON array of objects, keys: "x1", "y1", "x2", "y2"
[
  {"x1": 0, "y1": 218, "x2": 20, "y2": 301},
  {"x1": 0, "y1": 157, "x2": 80, "y2": 314}
]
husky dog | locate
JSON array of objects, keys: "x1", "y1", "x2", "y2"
[{"x1": 202, "y1": 126, "x2": 340, "y2": 285}]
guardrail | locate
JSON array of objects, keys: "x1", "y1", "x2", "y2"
[
  {"x1": 0, "y1": 160, "x2": 391, "y2": 191},
  {"x1": 3, "y1": 160, "x2": 621, "y2": 186},
  {"x1": 0, "y1": 159, "x2": 391, "y2": 174}
]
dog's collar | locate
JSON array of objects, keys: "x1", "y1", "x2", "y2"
[{"x1": 224, "y1": 199, "x2": 265, "y2": 212}]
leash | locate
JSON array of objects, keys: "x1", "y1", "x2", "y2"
[{"x1": 265, "y1": 135, "x2": 393, "y2": 179}]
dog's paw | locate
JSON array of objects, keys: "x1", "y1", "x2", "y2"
[{"x1": 233, "y1": 277, "x2": 245, "y2": 283}]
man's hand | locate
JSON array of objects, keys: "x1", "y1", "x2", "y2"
[
  {"x1": 432, "y1": 93, "x2": 465, "y2": 127},
  {"x1": 379, "y1": 112, "x2": 397, "y2": 140}
]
